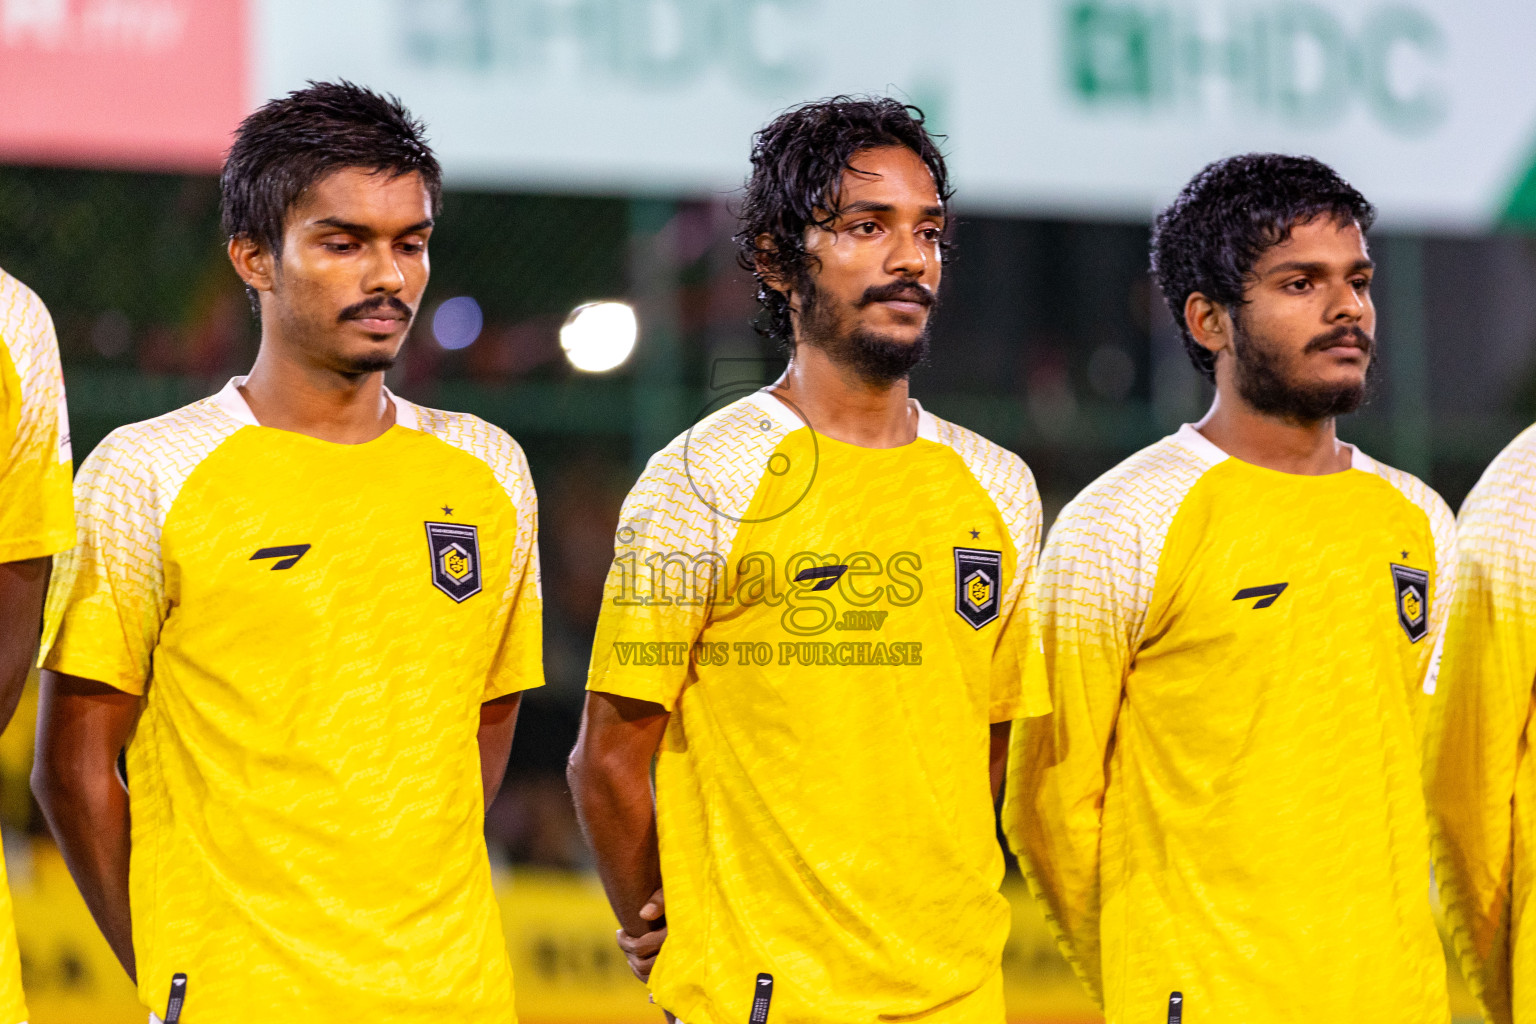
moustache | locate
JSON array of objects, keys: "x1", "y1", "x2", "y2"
[
  {"x1": 338, "y1": 296, "x2": 414, "y2": 324},
  {"x1": 1305, "y1": 325, "x2": 1372, "y2": 355},
  {"x1": 857, "y1": 281, "x2": 934, "y2": 308}
]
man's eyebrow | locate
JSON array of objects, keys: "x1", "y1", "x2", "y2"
[
  {"x1": 835, "y1": 201, "x2": 946, "y2": 219},
  {"x1": 311, "y1": 217, "x2": 434, "y2": 235},
  {"x1": 1264, "y1": 258, "x2": 1374, "y2": 276}
]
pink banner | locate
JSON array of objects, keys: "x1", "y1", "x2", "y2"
[{"x1": 0, "y1": 0, "x2": 247, "y2": 171}]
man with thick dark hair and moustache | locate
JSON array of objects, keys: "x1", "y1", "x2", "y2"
[
  {"x1": 1004, "y1": 154, "x2": 1454, "y2": 1022},
  {"x1": 35, "y1": 82, "x2": 542, "y2": 1023},
  {"x1": 569, "y1": 97, "x2": 1049, "y2": 1023}
]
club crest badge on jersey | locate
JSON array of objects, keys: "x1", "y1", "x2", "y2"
[
  {"x1": 1390, "y1": 562, "x2": 1429, "y2": 642},
  {"x1": 954, "y1": 547, "x2": 1002, "y2": 629},
  {"x1": 426, "y1": 522, "x2": 482, "y2": 603}
]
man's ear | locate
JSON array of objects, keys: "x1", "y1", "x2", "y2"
[
  {"x1": 1184, "y1": 292, "x2": 1233, "y2": 358},
  {"x1": 753, "y1": 233, "x2": 791, "y2": 294},
  {"x1": 227, "y1": 235, "x2": 276, "y2": 295},
  {"x1": 753, "y1": 234, "x2": 806, "y2": 318}
]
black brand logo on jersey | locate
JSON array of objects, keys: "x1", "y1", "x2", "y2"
[
  {"x1": 749, "y1": 973, "x2": 774, "y2": 1023},
  {"x1": 954, "y1": 547, "x2": 1002, "y2": 629},
  {"x1": 1391, "y1": 562, "x2": 1429, "y2": 643},
  {"x1": 426, "y1": 522, "x2": 482, "y2": 603},
  {"x1": 250, "y1": 545, "x2": 310, "y2": 570},
  {"x1": 793, "y1": 565, "x2": 848, "y2": 591},
  {"x1": 1166, "y1": 991, "x2": 1183, "y2": 1024},
  {"x1": 1233, "y1": 582, "x2": 1288, "y2": 608}
]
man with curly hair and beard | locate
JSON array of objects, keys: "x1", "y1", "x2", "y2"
[
  {"x1": 570, "y1": 97, "x2": 1049, "y2": 1023},
  {"x1": 1003, "y1": 154, "x2": 1455, "y2": 1022}
]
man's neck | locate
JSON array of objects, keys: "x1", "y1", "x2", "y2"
[
  {"x1": 1193, "y1": 390, "x2": 1352, "y2": 475},
  {"x1": 238, "y1": 345, "x2": 396, "y2": 445},
  {"x1": 767, "y1": 343, "x2": 916, "y2": 448}
]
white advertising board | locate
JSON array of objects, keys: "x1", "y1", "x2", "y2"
[{"x1": 255, "y1": 0, "x2": 1536, "y2": 227}]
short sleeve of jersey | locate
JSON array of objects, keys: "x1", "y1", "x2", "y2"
[
  {"x1": 479, "y1": 430, "x2": 543, "y2": 700},
  {"x1": 414, "y1": 407, "x2": 544, "y2": 701},
  {"x1": 41, "y1": 430, "x2": 171, "y2": 695},
  {"x1": 587, "y1": 402, "x2": 779, "y2": 711},
  {"x1": 40, "y1": 402, "x2": 240, "y2": 694},
  {"x1": 932, "y1": 417, "x2": 1048, "y2": 721},
  {"x1": 1368, "y1": 459, "x2": 1458, "y2": 692},
  {"x1": 0, "y1": 270, "x2": 74, "y2": 561},
  {"x1": 587, "y1": 444, "x2": 728, "y2": 710}
]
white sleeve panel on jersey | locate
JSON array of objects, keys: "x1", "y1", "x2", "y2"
[
  {"x1": 586, "y1": 397, "x2": 791, "y2": 711},
  {"x1": 414, "y1": 407, "x2": 545, "y2": 699},
  {"x1": 1425, "y1": 425, "x2": 1536, "y2": 1024},
  {"x1": 0, "y1": 268, "x2": 69, "y2": 467},
  {"x1": 1365, "y1": 457, "x2": 1458, "y2": 684},
  {"x1": 1003, "y1": 433, "x2": 1212, "y2": 1005},
  {"x1": 40, "y1": 399, "x2": 240, "y2": 695},
  {"x1": 0, "y1": 269, "x2": 74, "y2": 561}
]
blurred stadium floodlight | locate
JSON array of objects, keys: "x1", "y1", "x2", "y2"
[
  {"x1": 431, "y1": 295, "x2": 483, "y2": 350},
  {"x1": 560, "y1": 301, "x2": 638, "y2": 373}
]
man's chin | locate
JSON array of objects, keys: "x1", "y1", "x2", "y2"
[{"x1": 334, "y1": 350, "x2": 398, "y2": 375}]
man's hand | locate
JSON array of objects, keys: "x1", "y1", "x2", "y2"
[{"x1": 616, "y1": 886, "x2": 667, "y2": 982}]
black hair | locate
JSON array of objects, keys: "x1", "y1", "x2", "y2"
[
  {"x1": 1150, "y1": 153, "x2": 1376, "y2": 382},
  {"x1": 734, "y1": 96, "x2": 952, "y2": 350},
  {"x1": 220, "y1": 80, "x2": 442, "y2": 264}
]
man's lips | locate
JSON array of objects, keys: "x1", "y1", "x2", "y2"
[{"x1": 348, "y1": 312, "x2": 408, "y2": 334}]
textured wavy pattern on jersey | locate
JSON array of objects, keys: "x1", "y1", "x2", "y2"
[
  {"x1": 413, "y1": 403, "x2": 542, "y2": 609},
  {"x1": 932, "y1": 416, "x2": 1043, "y2": 628},
  {"x1": 1045, "y1": 432, "x2": 1215, "y2": 648},
  {"x1": 1010, "y1": 430, "x2": 1454, "y2": 1023},
  {"x1": 1426, "y1": 423, "x2": 1536, "y2": 1024},
  {"x1": 588, "y1": 394, "x2": 793, "y2": 707},
  {"x1": 0, "y1": 266, "x2": 75, "y2": 560},
  {"x1": 1005, "y1": 432, "x2": 1212, "y2": 1004},
  {"x1": 41, "y1": 396, "x2": 241, "y2": 691},
  {"x1": 0, "y1": 268, "x2": 64, "y2": 458}
]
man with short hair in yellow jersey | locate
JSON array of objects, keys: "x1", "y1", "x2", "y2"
[
  {"x1": 568, "y1": 98, "x2": 1047, "y2": 1024},
  {"x1": 1425, "y1": 400, "x2": 1536, "y2": 1020},
  {"x1": 33, "y1": 83, "x2": 541, "y2": 1024},
  {"x1": 0, "y1": 268, "x2": 75, "y2": 1024},
  {"x1": 1003, "y1": 154, "x2": 1455, "y2": 1023}
]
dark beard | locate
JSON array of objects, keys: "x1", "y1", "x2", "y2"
[
  {"x1": 338, "y1": 351, "x2": 397, "y2": 375},
  {"x1": 1232, "y1": 320, "x2": 1375, "y2": 423},
  {"x1": 797, "y1": 278, "x2": 933, "y2": 387}
]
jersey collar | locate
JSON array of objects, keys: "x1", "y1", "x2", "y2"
[
  {"x1": 748, "y1": 389, "x2": 938, "y2": 441},
  {"x1": 213, "y1": 376, "x2": 419, "y2": 431},
  {"x1": 1175, "y1": 422, "x2": 1371, "y2": 471}
]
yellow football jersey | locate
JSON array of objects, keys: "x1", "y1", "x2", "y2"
[
  {"x1": 0, "y1": 266, "x2": 73, "y2": 562},
  {"x1": 587, "y1": 391, "x2": 1048, "y2": 1024},
  {"x1": 39, "y1": 379, "x2": 542, "y2": 1024},
  {"x1": 1425, "y1": 424, "x2": 1536, "y2": 1024},
  {"x1": 1004, "y1": 424, "x2": 1454, "y2": 1023},
  {"x1": 0, "y1": 267, "x2": 73, "y2": 1024}
]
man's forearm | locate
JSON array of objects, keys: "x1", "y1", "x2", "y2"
[
  {"x1": 35, "y1": 771, "x2": 135, "y2": 980},
  {"x1": 477, "y1": 693, "x2": 522, "y2": 811},
  {"x1": 0, "y1": 557, "x2": 49, "y2": 734},
  {"x1": 569, "y1": 759, "x2": 663, "y2": 936}
]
